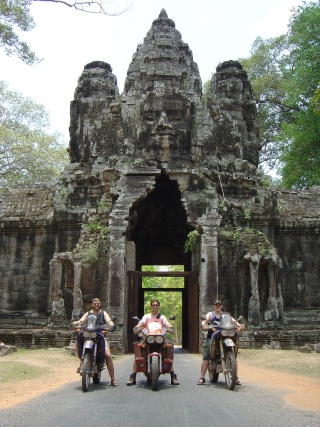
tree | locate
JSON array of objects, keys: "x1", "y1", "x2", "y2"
[
  {"x1": 0, "y1": 81, "x2": 68, "y2": 192},
  {"x1": 239, "y1": 1, "x2": 320, "y2": 189},
  {"x1": 0, "y1": 0, "x2": 132, "y2": 64},
  {"x1": 142, "y1": 265, "x2": 184, "y2": 344},
  {"x1": 0, "y1": 0, "x2": 39, "y2": 65},
  {"x1": 33, "y1": 0, "x2": 132, "y2": 15}
]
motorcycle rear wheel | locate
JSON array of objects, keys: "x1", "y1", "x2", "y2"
[
  {"x1": 151, "y1": 355, "x2": 159, "y2": 391},
  {"x1": 82, "y1": 353, "x2": 91, "y2": 392},
  {"x1": 209, "y1": 370, "x2": 219, "y2": 383},
  {"x1": 224, "y1": 351, "x2": 237, "y2": 390}
]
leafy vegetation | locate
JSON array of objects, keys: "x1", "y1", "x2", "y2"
[
  {"x1": 0, "y1": 81, "x2": 68, "y2": 192},
  {"x1": 184, "y1": 230, "x2": 200, "y2": 253},
  {"x1": 239, "y1": 1, "x2": 320, "y2": 189},
  {"x1": 142, "y1": 265, "x2": 184, "y2": 344},
  {"x1": 0, "y1": 0, "x2": 39, "y2": 64},
  {"x1": 0, "y1": 1, "x2": 132, "y2": 64}
]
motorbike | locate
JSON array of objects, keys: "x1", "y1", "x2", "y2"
[
  {"x1": 205, "y1": 313, "x2": 244, "y2": 390},
  {"x1": 132, "y1": 315, "x2": 175, "y2": 391},
  {"x1": 71, "y1": 314, "x2": 116, "y2": 392}
]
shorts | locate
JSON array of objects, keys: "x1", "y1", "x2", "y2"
[{"x1": 202, "y1": 338, "x2": 211, "y2": 360}]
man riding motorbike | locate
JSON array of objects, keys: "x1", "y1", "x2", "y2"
[
  {"x1": 126, "y1": 299, "x2": 179, "y2": 386},
  {"x1": 75, "y1": 298, "x2": 119, "y2": 386},
  {"x1": 197, "y1": 299, "x2": 243, "y2": 385}
]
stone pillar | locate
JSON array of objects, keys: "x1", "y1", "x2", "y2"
[
  {"x1": 48, "y1": 259, "x2": 66, "y2": 322},
  {"x1": 265, "y1": 257, "x2": 278, "y2": 322},
  {"x1": 127, "y1": 241, "x2": 136, "y2": 271},
  {"x1": 72, "y1": 261, "x2": 83, "y2": 320},
  {"x1": 246, "y1": 253, "x2": 261, "y2": 325},
  {"x1": 198, "y1": 213, "x2": 222, "y2": 309}
]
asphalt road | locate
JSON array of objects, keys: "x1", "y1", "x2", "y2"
[{"x1": 1, "y1": 348, "x2": 319, "y2": 427}]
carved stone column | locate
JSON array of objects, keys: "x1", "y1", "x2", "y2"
[
  {"x1": 48, "y1": 259, "x2": 66, "y2": 323},
  {"x1": 72, "y1": 261, "x2": 83, "y2": 320},
  {"x1": 245, "y1": 253, "x2": 261, "y2": 325},
  {"x1": 198, "y1": 212, "x2": 222, "y2": 309}
]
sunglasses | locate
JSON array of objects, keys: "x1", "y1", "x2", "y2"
[{"x1": 152, "y1": 304, "x2": 159, "y2": 307}]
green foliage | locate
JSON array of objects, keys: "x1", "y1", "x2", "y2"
[
  {"x1": 243, "y1": 209, "x2": 251, "y2": 221},
  {"x1": 280, "y1": 108, "x2": 320, "y2": 188},
  {"x1": 81, "y1": 245, "x2": 98, "y2": 265},
  {"x1": 142, "y1": 265, "x2": 184, "y2": 344},
  {"x1": 0, "y1": 0, "x2": 40, "y2": 64},
  {"x1": 311, "y1": 85, "x2": 320, "y2": 114},
  {"x1": 184, "y1": 230, "x2": 200, "y2": 253},
  {"x1": 240, "y1": 1, "x2": 320, "y2": 188},
  {"x1": 83, "y1": 218, "x2": 109, "y2": 238},
  {"x1": 0, "y1": 81, "x2": 68, "y2": 192},
  {"x1": 233, "y1": 227, "x2": 242, "y2": 243}
]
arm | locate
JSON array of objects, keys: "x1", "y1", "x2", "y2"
[
  {"x1": 103, "y1": 310, "x2": 114, "y2": 326},
  {"x1": 78, "y1": 312, "x2": 88, "y2": 325},
  {"x1": 133, "y1": 315, "x2": 147, "y2": 334},
  {"x1": 201, "y1": 313, "x2": 215, "y2": 332},
  {"x1": 103, "y1": 310, "x2": 116, "y2": 332},
  {"x1": 231, "y1": 316, "x2": 245, "y2": 331}
]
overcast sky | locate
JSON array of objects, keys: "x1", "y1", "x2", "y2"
[{"x1": 1, "y1": 0, "x2": 303, "y2": 142}]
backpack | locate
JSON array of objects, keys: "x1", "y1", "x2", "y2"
[{"x1": 145, "y1": 314, "x2": 163, "y2": 334}]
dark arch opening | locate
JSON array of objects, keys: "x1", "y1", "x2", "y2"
[{"x1": 129, "y1": 173, "x2": 190, "y2": 268}]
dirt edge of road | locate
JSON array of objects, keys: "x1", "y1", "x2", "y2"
[{"x1": 0, "y1": 349, "x2": 319, "y2": 412}]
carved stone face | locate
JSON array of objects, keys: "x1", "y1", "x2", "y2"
[{"x1": 135, "y1": 93, "x2": 192, "y2": 161}]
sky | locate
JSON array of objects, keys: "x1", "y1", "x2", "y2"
[{"x1": 1, "y1": 0, "x2": 304, "y2": 142}]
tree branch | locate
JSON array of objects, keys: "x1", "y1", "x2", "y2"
[{"x1": 32, "y1": 0, "x2": 133, "y2": 15}]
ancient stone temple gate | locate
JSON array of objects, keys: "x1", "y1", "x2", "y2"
[{"x1": 1, "y1": 10, "x2": 320, "y2": 352}]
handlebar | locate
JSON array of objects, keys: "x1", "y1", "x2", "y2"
[{"x1": 70, "y1": 322, "x2": 116, "y2": 332}]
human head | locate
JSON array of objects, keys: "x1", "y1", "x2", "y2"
[
  {"x1": 92, "y1": 298, "x2": 101, "y2": 309},
  {"x1": 214, "y1": 299, "x2": 223, "y2": 309},
  {"x1": 150, "y1": 299, "x2": 161, "y2": 308}
]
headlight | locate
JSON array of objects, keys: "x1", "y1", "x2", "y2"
[
  {"x1": 83, "y1": 331, "x2": 97, "y2": 338},
  {"x1": 221, "y1": 330, "x2": 235, "y2": 337},
  {"x1": 146, "y1": 336, "x2": 155, "y2": 344},
  {"x1": 155, "y1": 336, "x2": 164, "y2": 344}
]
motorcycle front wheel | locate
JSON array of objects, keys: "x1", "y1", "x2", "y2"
[
  {"x1": 224, "y1": 351, "x2": 237, "y2": 390},
  {"x1": 93, "y1": 368, "x2": 101, "y2": 384},
  {"x1": 151, "y1": 355, "x2": 159, "y2": 391},
  {"x1": 82, "y1": 352, "x2": 91, "y2": 392}
]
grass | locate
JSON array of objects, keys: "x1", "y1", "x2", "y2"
[{"x1": 238, "y1": 348, "x2": 320, "y2": 379}]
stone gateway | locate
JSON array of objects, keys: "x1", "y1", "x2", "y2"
[{"x1": 1, "y1": 10, "x2": 319, "y2": 352}]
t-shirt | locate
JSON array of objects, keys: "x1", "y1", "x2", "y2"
[{"x1": 141, "y1": 313, "x2": 170, "y2": 327}]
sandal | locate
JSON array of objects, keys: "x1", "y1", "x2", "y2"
[
  {"x1": 197, "y1": 377, "x2": 205, "y2": 385},
  {"x1": 235, "y1": 377, "x2": 241, "y2": 386},
  {"x1": 111, "y1": 379, "x2": 119, "y2": 386},
  {"x1": 76, "y1": 365, "x2": 81, "y2": 374}
]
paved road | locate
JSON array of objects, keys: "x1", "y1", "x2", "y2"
[{"x1": 1, "y1": 348, "x2": 319, "y2": 427}]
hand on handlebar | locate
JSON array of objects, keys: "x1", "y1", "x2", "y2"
[
  {"x1": 102, "y1": 324, "x2": 116, "y2": 332},
  {"x1": 70, "y1": 321, "x2": 82, "y2": 330}
]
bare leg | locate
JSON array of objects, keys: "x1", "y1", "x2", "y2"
[
  {"x1": 197, "y1": 359, "x2": 209, "y2": 384},
  {"x1": 105, "y1": 346, "x2": 118, "y2": 385}
]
